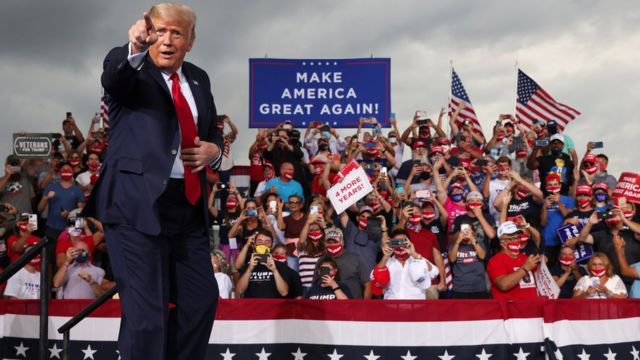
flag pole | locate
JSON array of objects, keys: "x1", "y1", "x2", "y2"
[
  {"x1": 514, "y1": 61, "x2": 518, "y2": 119},
  {"x1": 448, "y1": 60, "x2": 453, "y2": 135}
]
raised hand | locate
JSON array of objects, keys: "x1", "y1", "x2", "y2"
[{"x1": 129, "y1": 12, "x2": 158, "y2": 54}]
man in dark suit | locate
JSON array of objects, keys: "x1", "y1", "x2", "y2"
[{"x1": 83, "y1": 4, "x2": 223, "y2": 360}]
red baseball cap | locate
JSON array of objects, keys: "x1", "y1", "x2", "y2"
[
  {"x1": 576, "y1": 184, "x2": 593, "y2": 196},
  {"x1": 370, "y1": 266, "x2": 390, "y2": 296}
]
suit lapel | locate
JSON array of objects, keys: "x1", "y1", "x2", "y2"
[{"x1": 182, "y1": 64, "x2": 208, "y2": 139}]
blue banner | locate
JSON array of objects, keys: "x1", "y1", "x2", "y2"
[
  {"x1": 249, "y1": 58, "x2": 391, "y2": 128},
  {"x1": 556, "y1": 223, "x2": 594, "y2": 263}
]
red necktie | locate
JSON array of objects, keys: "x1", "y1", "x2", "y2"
[{"x1": 170, "y1": 72, "x2": 201, "y2": 205}]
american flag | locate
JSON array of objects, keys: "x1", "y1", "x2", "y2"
[
  {"x1": 516, "y1": 69, "x2": 581, "y2": 131},
  {"x1": 99, "y1": 92, "x2": 110, "y2": 128},
  {"x1": 449, "y1": 68, "x2": 482, "y2": 133}
]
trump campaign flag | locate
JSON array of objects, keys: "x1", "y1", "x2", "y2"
[
  {"x1": 449, "y1": 67, "x2": 482, "y2": 133},
  {"x1": 515, "y1": 69, "x2": 581, "y2": 130}
]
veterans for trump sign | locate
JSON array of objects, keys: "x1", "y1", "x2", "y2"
[
  {"x1": 13, "y1": 133, "x2": 53, "y2": 159},
  {"x1": 249, "y1": 58, "x2": 390, "y2": 128},
  {"x1": 613, "y1": 172, "x2": 640, "y2": 204},
  {"x1": 328, "y1": 160, "x2": 373, "y2": 214}
]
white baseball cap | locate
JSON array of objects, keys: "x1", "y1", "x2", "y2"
[{"x1": 497, "y1": 221, "x2": 522, "y2": 238}]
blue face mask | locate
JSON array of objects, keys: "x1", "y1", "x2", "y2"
[
  {"x1": 450, "y1": 193, "x2": 464, "y2": 202},
  {"x1": 595, "y1": 193, "x2": 608, "y2": 203},
  {"x1": 76, "y1": 249, "x2": 89, "y2": 263}
]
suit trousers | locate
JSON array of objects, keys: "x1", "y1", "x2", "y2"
[{"x1": 105, "y1": 179, "x2": 219, "y2": 360}]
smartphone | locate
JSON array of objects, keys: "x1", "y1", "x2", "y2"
[
  {"x1": 365, "y1": 217, "x2": 382, "y2": 235},
  {"x1": 380, "y1": 167, "x2": 388, "y2": 177},
  {"x1": 592, "y1": 141, "x2": 604, "y2": 149},
  {"x1": 389, "y1": 239, "x2": 407, "y2": 249},
  {"x1": 74, "y1": 217, "x2": 85, "y2": 229},
  {"x1": 320, "y1": 266, "x2": 331, "y2": 277},
  {"x1": 28, "y1": 214, "x2": 38, "y2": 231},
  {"x1": 476, "y1": 159, "x2": 488, "y2": 167},
  {"x1": 415, "y1": 190, "x2": 431, "y2": 199},
  {"x1": 310, "y1": 205, "x2": 318, "y2": 215},
  {"x1": 416, "y1": 111, "x2": 428, "y2": 120},
  {"x1": 269, "y1": 200, "x2": 277, "y2": 213},
  {"x1": 413, "y1": 160, "x2": 421, "y2": 166},
  {"x1": 597, "y1": 210, "x2": 613, "y2": 220},
  {"x1": 417, "y1": 119, "x2": 429, "y2": 126},
  {"x1": 534, "y1": 138, "x2": 550, "y2": 147},
  {"x1": 373, "y1": 125, "x2": 382, "y2": 137},
  {"x1": 390, "y1": 112, "x2": 396, "y2": 119},
  {"x1": 461, "y1": 224, "x2": 471, "y2": 234},
  {"x1": 66, "y1": 112, "x2": 72, "y2": 118},
  {"x1": 256, "y1": 254, "x2": 269, "y2": 265},
  {"x1": 246, "y1": 209, "x2": 258, "y2": 217}
]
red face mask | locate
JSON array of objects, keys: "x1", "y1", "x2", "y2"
[
  {"x1": 605, "y1": 217, "x2": 622, "y2": 227},
  {"x1": 422, "y1": 210, "x2": 436, "y2": 222},
  {"x1": 505, "y1": 242, "x2": 521, "y2": 255},
  {"x1": 518, "y1": 232, "x2": 529, "y2": 244},
  {"x1": 624, "y1": 210, "x2": 634, "y2": 219},
  {"x1": 283, "y1": 171, "x2": 294, "y2": 180},
  {"x1": 272, "y1": 254, "x2": 287, "y2": 263},
  {"x1": 18, "y1": 222, "x2": 28, "y2": 233},
  {"x1": 408, "y1": 214, "x2": 422, "y2": 225},
  {"x1": 326, "y1": 243, "x2": 343, "y2": 256},
  {"x1": 516, "y1": 188, "x2": 529, "y2": 199},
  {"x1": 466, "y1": 201, "x2": 483, "y2": 211},
  {"x1": 559, "y1": 255, "x2": 575, "y2": 266},
  {"x1": 516, "y1": 149, "x2": 528, "y2": 159},
  {"x1": 598, "y1": 162, "x2": 607, "y2": 172},
  {"x1": 591, "y1": 268, "x2": 606, "y2": 277},
  {"x1": 358, "y1": 217, "x2": 368, "y2": 231},
  {"x1": 393, "y1": 248, "x2": 410, "y2": 261},
  {"x1": 69, "y1": 158, "x2": 81, "y2": 166},
  {"x1": 308, "y1": 231, "x2": 323, "y2": 242},
  {"x1": 577, "y1": 199, "x2": 591, "y2": 209},
  {"x1": 225, "y1": 199, "x2": 238, "y2": 210},
  {"x1": 258, "y1": 143, "x2": 267, "y2": 152},
  {"x1": 547, "y1": 185, "x2": 561, "y2": 194},
  {"x1": 88, "y1": 163, "x2": 100, "y2": 172},
  {"x1": 313, "y1": 165, "x2": 324, "y2": 175},
  {"x1": 60, "y1": 171, "x2": 74, "y2": 181},
  {"x1": 584, "y1": 165, "x2": 598, "y2": 175},
  {"x1": 369, "y1": 201, "x2": 381, "y2": 213}
]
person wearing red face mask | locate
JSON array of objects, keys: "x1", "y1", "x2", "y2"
[
  {"x1": 563, "y1": 184, "x2": 608, "y2": 233},
  {"x1": 4, "y1": 237, "x2": 41, "y2": 299},
  {"x1": 448, "y1": 221, "x2": 489, "y2": 299},
  {"x1": 38, "y1": 163, "x2": 84, "y2": 253},
  {"x1": 540, "y1": 173, "x2": 576, "y2": 265},
  {"x1": 324, "y1": 226, "x2": 371, "y2": 299},
  {"x1": 593, "y1": 153, "x2": 617, "y2": 190},
  {"x1": 305, "y1": 256, "x2": 351, "y2": 300},
  {"x1": 487, "y1": 221, "x2": 541, "y2": 300},
  {"x1": 209, "y1": 183, "x2": 245, "y2": 267},
  {"x1": 397, "y1": 202, "x2": 447, "y2": 298},
  {"x1": 372, "y1": 229, "x2": 438, "y2": 299},
  {"x1": 76, "y1": 153, "x2": 102, "y2": 200},
  {"x1": 298, "y1": 213, "x2": 328, "y2": 292},
  {"x1": 573, "y1": 252, "x2": 627, "y2": 299},
  {"x1": 449, "y1": 191, "x2": 497, "y2": 256},
  {"x1": 253, "y1": 161, "x2": 276, "y2": 198},
  {"x1": 338, "y1": 205, "x2": 384, "y2": 276},
  {"x1": 66, "y1": 150, "x2": 84, "y2": 176},
  {"x1": 7, "y1": 215, "x2": 40, "y2": 264},
  {"x1": 494, "y1": 171, "x2": 544, "y2": 229},
  {"x1": 550, "y1": 246, "x2": 586, "y2": 298},
  {"x1": 265, "y1": 162, "x2": 305, "y2": 205},
  {"x1": 569, "y1": 205, "x2": 640, "y2": 290},
  {"x1": 483, "y1": 156, "x2": 512, "y2": 223}
]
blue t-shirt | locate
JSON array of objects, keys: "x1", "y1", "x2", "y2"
[
  {"x1": 264, "y1": 177, "x2": 304, "y2": 203},
  {"x1": 44, "y1": 183, "x2": 84, "y2": 230},
  {"x1": 631, "y1": 263, "x2": 640, "y2": 299},
  {"x1": 542, "y1": 195, "x2": 575, "y2": 246}
]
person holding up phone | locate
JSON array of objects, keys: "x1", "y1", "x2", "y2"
[
  {"x1": 235, "y1": 230, "x2": 291, "y2": 298},
  {"x1": 448, "y1": 221, "x2": 489, "y2": 298},
  {"x1": 305, "y1": 256, "x2": 351, "y2": 300},
  {"x1": 338, "y1": 205, "x2": 384, "y2": 276},
  {"x1": 371, "y1": 229, "x2": 438, "y2": 299}
]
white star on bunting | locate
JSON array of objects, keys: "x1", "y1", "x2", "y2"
[
  {"x1": 221, "y1": 348, "x2": 235, "y2": 360},
  {"x1": 82, "y1": 344, "x2": 97, "y2": 360},
  {"x1": 577, "y1": 348, "x2": 591, "y2": 360},
  {"x1": 15, "y1": 342, "x2": 29, "y2": 357},
  {"x1": 604, "y1": 348, "x2": 617, "y2": 360},
  {"x1": 631, "y1": 346, "x2": 640, "y2": 360},
  {"x1": 256, "y1": 347, "x2": 271, "y2": 360},
  {"x1": 327, "y1": 348, "x2": 344, "y2": 360},
  {"x1": 401, "y1": 350, "x2": 418, "y2": 360},
  {"x1": 363, "y1": 349, "x2": 380, "y2": 360},
  {"x1": 476, "y1": 348, "x2": 493, "y2": 360},
  {"x1": 49, "y1": 343, "x2": 62, "y2": 359},
  {"x1": 513, "y1": 347, "x2": 530, "y2": 359},
  {"x1": 439, "y1": 349, "x2": 455, "y2": 360},
  {"x1": 291, "y1": 347, "x2": 306, "y2": 360}
]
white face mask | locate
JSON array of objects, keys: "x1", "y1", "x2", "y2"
[{"x1": 389, "y1": 137, "x2": 397, "y2": 145}]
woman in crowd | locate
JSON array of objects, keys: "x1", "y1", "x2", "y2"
[
  {"x1": 305, "y1": 255, "x2": 351, "y2": 300},
  {"x1": 209, "y1": 181, "x2": 245, "y2": 267},
  {"x1": 573, "y1": 252, "x2": 628, "y2": 299},
  {"x1": 297, "y1": 212, "x2": 327, "y2": 293},
  {"x1": 550, "y1": 246, "x2": 586, "y2": 298}
]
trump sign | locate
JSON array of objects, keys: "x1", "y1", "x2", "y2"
[{"x1": 249, "y1": 58, "x2": 391, "y2": 128}]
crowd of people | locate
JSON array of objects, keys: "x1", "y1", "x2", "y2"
[{"x1": 1, "y1": 105, "x2": 639, "y2": 301}]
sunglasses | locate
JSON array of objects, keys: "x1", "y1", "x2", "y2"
[{"x1": 288, "y1": 200, "x2": 301, "y2": 205}]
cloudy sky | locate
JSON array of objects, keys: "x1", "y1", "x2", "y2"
[{"x1": 1, "y1": 1, "x2": 638, "y2": 178}]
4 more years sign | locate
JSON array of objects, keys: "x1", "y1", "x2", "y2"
[{"x1": 613, "y1": 172, "x2": 640, "y2": 204}]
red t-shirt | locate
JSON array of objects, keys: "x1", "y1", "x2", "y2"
[
  {"x1": 7, "y1": 235, "x2": 40, "y2": 264},
  {"x1": 55, "y1": 232, "x2": 96, "y2": 262},
  {"x1": 487, "y1": 252, "x2": 538, "y2": 300},
  {"x1": 406, "y1": 227, "x2": 440, "y2": 264},
  {"x1": 249, "y1": 152, "x2": 265, "y2": 182},
  {"x1": 311, "y1": 172, "x2": 338, "y2": 198}
]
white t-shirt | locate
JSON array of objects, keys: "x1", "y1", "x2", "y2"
[
  {"x1": 489, "y1": 178, "x2": 509, "y2": 222},
  {"x1": 573, "y1": 275, "x2": 627, "y2": 299},
  {"x1": 75, "y1": 171, "x2": 93, "y2": 187},
  {"x1": 215, "y1": 272, "x2": 234, "y2": 299},
  {"x1": 5, "y1": 268, "x2": 40, "y2": 299}
]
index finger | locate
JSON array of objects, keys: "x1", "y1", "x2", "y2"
[{"x1": 143, "y1": 12, "x2": 155, "y2": 31}]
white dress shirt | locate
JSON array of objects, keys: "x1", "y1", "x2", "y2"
[{"x1": 380, "y1": 256, "x2": 439, "y2": 300}]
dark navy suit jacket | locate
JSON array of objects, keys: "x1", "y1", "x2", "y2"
[{"x1": 84, "y1": 45, "x2": 223, "y2": 235}]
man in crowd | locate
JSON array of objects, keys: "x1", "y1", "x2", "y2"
[
  {"x1": 0, "y1": 155, "x2": 35, "y2": 215},
  {"x1": 53, "y1": 241, "x2": 105, "y2": 299}
]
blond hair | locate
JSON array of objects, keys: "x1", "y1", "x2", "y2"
[
  {"x1": 149, "y1": 3, "x2": 196, "y2": 37},
  {"x1": 588, "y1": 252, "x2": 615, "y2": 277}
]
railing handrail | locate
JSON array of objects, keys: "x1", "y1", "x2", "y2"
[
  {"x1": 0, "y1": 237, "x2": 46, "y2": 284},
  {"x1": 57, "y1": 285, "x2": 118, "y2": 334}
]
